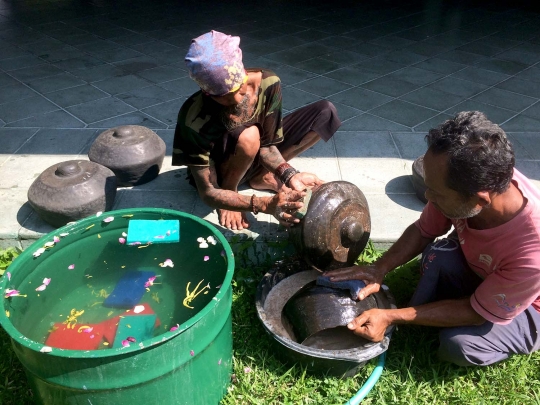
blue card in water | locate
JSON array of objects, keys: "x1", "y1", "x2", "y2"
[
  {"x1": 112, "y1": 314, "x2": 157, "y2": 348},
  {"x1": 126, "y1": 219, "x2": 179, "y2": 244},
  {"x1": 104, "y1": 270, "x2": 155, "y2": 308}
]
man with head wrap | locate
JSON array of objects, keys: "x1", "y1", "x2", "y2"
[{"x1": 172, "y1": 30, "x2": 341, "y2": 230}]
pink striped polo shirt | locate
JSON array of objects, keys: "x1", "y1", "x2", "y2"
[{"x1": 415, "y1": 169, "x2": 540, "y2": 325}]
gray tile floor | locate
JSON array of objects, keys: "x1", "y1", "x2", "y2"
[{"x1": 1, "y1": 0, "x2": 539, "y2": 249}]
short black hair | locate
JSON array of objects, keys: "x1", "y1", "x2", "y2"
[{"x1": 426, "y1": 111, "x2": 515, "y2": 197}]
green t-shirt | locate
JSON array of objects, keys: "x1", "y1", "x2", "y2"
[{"x1": 172, "y1": 69, "x2": 283, "y2": 167}]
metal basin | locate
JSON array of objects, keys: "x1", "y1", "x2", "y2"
[{"x1": 255, "y1": 261, "x2": 396, "y2": 377}]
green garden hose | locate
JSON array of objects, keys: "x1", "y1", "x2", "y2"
[{"x1": 344, "y1": 352, "x2": 386, "y2": 405}]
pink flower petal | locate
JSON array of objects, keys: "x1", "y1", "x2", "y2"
[
  {"x1": 35, "y1": 284, "x2": 47, "y2": 292},
  {"x1": 4, "y1": 289, "x2": 20, "y2": 298},
  {"x1": 83, "y1": 327, "x2": 93, "y2": 333},
  {"x1": 42, "y1": 278, "x2": 51, "y2": 286},
  {"x1": 218, "y1": 358, "x2": 222, "y2": 365},
  {"x1": 121, "y1": 340, "x2": 130, "y2": 348},
  {"x1": 68, "y1": 264, "x2": 75, "y2": 270},
  {"x1": 159, "y1": 259, "x2": 174, "y2": 268},
  {"x1": 103, "y1": 216, "x2": 114, "y2": 223},
  {"x1": 6, "y1": 272, "x2": 11, "y2": 281},
  {"x1": 170, "y1": 324, "x2": 179, "y2": 332},
  {"x1": 118, "y1": 237, "x2": 126, "y2": 244},
  {"x1": 53, "y1": 236, "x2": 60, "y2": 243},
  {"x1": 204, "y1": 256, "x2": 210, "y2": 262},
  {"x1": 244, "y1": 367, "x2": 252, "y2": 373},
  {"x1": 190, "y1": 350, "x2": 194, "y2": 356},
  {"x1": 127, "y1": 336, "x2": 136, "y2": 342}
]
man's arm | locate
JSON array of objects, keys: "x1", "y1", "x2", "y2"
[
  {"x1": 190, "y1": 165, "x2": 304, "y2": 222},
  {"x1": 258, "y1": 145, "x2": 285, "y2": 172},
  {"x1": 191, "y1": 165, "x2": 253, "y2": 211},
  {"x1": 348, "y1": 298, "x2": 485, "y2": 342}
]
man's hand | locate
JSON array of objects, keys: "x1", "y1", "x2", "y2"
[
  {"x1": 323, "y1": 264, "x2": 386, "y2": 300},
  {"x1": 265, "y1": 186, "x2": 306, "y2": 226},
  {"x1": 289, "y1": 172, "x2": 324, "y2": 191},
  {"x1": 347, "y1": 308, "x2": 391, "y2": 342}
]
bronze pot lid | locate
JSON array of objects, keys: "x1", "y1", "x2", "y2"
[
  {"x1": 289, "y1": 181, "x2": 371, "y2": 271},
  {"x1": 28, "y1": 160, "x2": 116, "y2": 212},
  {"x1": 88, "y1": 125, "x2": 166, "y2": 169}
]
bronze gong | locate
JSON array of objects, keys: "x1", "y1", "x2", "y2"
[{"x1": 289, "y1": 181, "x2": 371, "y2": 271}]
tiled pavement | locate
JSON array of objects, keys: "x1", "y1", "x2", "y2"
[{"x1": 0, "y1": 0, "x2": 539, "y2": 250}]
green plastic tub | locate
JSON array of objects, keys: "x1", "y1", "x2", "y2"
[{"x1": 0, "y1": 208, "x2": 234, "y2": 405}]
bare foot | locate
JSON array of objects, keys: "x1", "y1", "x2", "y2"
[
  {"x1": 249, "y1": 171, "x2": 281, "y2": 192},
  {"x1": 218, "y1": 209, "x2": 250, "y2": 230}
]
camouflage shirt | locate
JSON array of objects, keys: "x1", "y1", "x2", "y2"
[{"x1": 171, "y1": 69, "x2": 283, "y2": 167}]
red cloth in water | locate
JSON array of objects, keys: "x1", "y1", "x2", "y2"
[{"x1": 45, "y1": 323, "x2": 104, "y2": 350}]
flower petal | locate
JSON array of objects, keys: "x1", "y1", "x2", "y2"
[
  {"x1": 44, "y1": 241, "x2": 55, "y2": 248},
  {"x1": 127, "y1": 336, "x2": 136, "y2": 342},
  {"x1": 244, "y1": 367, "x2": 252, "y2": 373},
  {"x1": 103, "y1": 216, "x2": 114, "y2": 223},
  {"x1": 60, "y1": 232, "x2": 69, "y2": 237},
  {"x1": 121, "y1": 340, "x2": 130, "y2": 348},
  {"x1": 204, "y1": 256, "x2": 210, "y2": 262},
  {"x1": 118, "y1": 237, "x2": 126, "y2": 244},
  {"x1": 33, "y1": 248, "x2": 46, "y2": 258},
  {"x1": 122, "y1": 232, "x2": 127, "y2": 237},
  {"x1": 43, "y1": 278, "x2": 51, "y2": 286},
  {"x1": 133, "y1": 305, "x2": 145, "y2": 314},
  {"x1": 159, "y1": 259, "x2": 174, "y2": 268},
  {"x1": 40, "y1": 346, "x2": 53, "y2": 353},
  {"x1": 96, "y1": 211, "x2": 103, "y2": 217},
  {"x1": 35, "y1": 284, "x2": 47, "y2": 291},
  {"x1": 197, "y1": 237, "x2": 204, "y2": 243},
  {"x1": 170, "y1": 324, "x2": 179, "y2": 332},
  {"x1": 68, "y1": 264, "x2": 75, "y2": 270},
  {"x1": 199, "y1": 241, "x2": 209, "y2": 249},
  {"x1": 6, "y1": 272, "x2": 11, "y2": 281},
  {"x1": 190, "y1": 350, "x2": 194, "y2": 356},
  {"x1": 5, "y1": 289, "x2": 20, "y2": 298},
  {"x1": 53, "y1": 236, "x2": 60, "y2": 243}
]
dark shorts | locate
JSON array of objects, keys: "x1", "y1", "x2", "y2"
[{"x1": 188, "y1": 100, "x2": 341, "y2": 187}]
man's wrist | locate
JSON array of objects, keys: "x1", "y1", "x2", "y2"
[
  {"x1": 252, "y1": 196, "x2": 271, "y2": 214},
  {"x1": 275, "y1": 162, "x2": 299, "y2": 187}
]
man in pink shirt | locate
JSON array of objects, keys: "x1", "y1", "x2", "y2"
[{"x1": 324, "y1": 111, "x2": 540, "y2": 366}]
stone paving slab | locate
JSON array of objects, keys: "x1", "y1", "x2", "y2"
[{"x1": 1, "y1": 0, "x2": 540, "y2": 250}]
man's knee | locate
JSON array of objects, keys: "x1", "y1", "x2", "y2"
[
  {"x1": 312, "y1": 99, "x2": 338, "y2": 120},
  {"x1": 438, "y1": 328, "x2": 505, "y2": 367},
  {"x1": 236, "y1": 126, "x2": 260, "y2": 157},
  {"x1": 421, "y1": 238, "x2": 463, "y2": 277},
  {"x1": 438, "y1": 329, "x2": 475, "y2": 366}
]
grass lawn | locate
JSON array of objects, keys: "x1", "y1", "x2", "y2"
[{"x1": 1, "y1": 241, "x2": 539, "y2": 405}]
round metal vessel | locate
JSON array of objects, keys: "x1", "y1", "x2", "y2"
[
  {"x1": 28, "y1": 160, "x2": 117, "y2": 228},
  {"x1": 289, "y1": 181, "x2": 371, "y2": 271},
  {"x1": 88, "y1": 125, "x2": 166, "y2": 186},
  {"x1": 256, "y1": 263, "x2": 395, "y2": 377}
]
